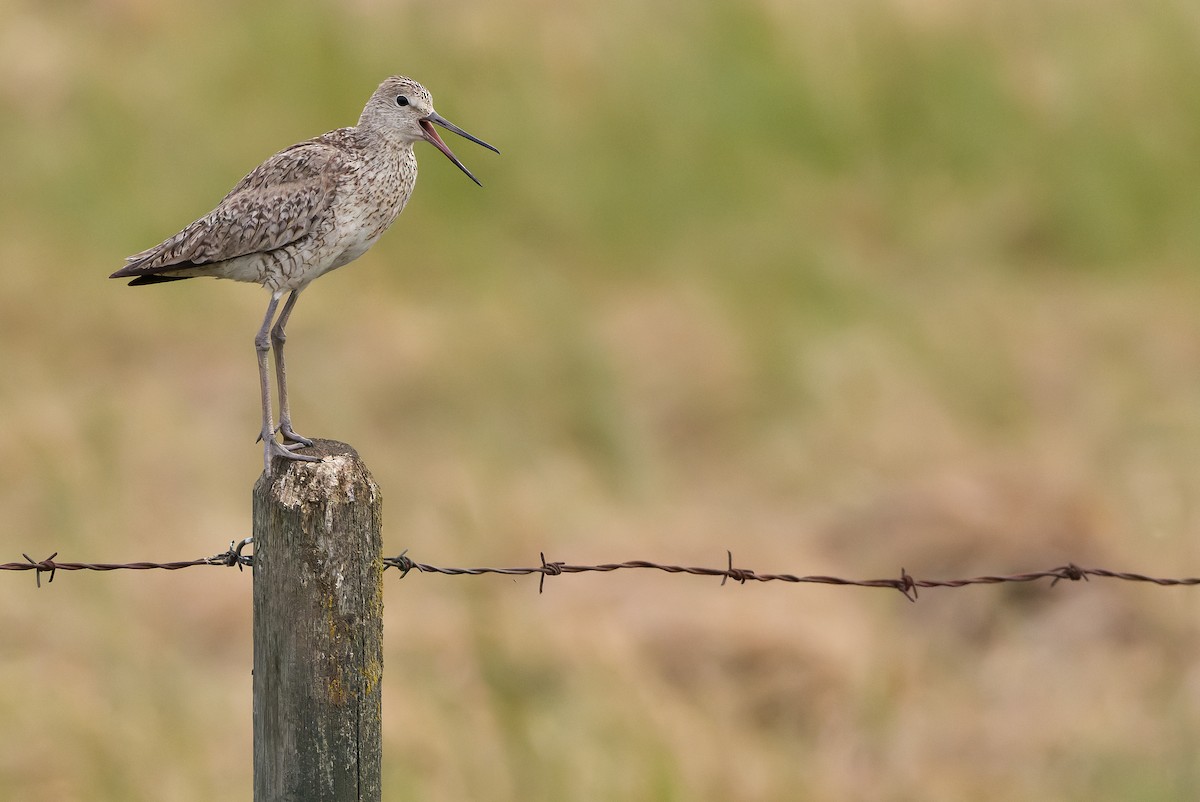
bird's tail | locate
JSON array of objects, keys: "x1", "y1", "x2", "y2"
[{"x1": 110, "y1": 251, "x2": 199, "y2": 286}]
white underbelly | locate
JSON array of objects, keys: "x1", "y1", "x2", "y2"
[{"x1": 332, "y1": 227, "x2": 384, "y2": 268}]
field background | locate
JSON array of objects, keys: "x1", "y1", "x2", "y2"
[{"x1": 4, "y1": 0, "x2": 1200, "y2": 799}]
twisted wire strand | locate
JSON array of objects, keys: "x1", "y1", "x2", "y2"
[{"x1": 5, "y1": 541, "x2": 1200, "y2": 599}]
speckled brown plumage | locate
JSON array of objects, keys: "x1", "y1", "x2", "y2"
[{"x1": 111, "y1": 76, "x2": 497, "y2": 474}]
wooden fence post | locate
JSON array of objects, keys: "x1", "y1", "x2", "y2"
[{"x1": 252, "y1": 439, "x2": 383, "y2": 802}]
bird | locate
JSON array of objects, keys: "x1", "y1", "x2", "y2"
[{"x1": 111, "y1": 76, "x2": 498, "y2": 475}]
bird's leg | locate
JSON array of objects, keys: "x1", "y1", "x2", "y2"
[
  {"x1": 270, "y1": 290, "x2": 314, "y2": 448},
  {"x1": 256, "y1": 293, "x2": 280, "y2": 474},
  {"x1": 257, "y1": 292, "x2": 320, "y2": 475}
]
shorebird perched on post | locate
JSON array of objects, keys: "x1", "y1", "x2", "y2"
[{"x1": 112, "y1": 76, "x2": 498, "y2": 474}]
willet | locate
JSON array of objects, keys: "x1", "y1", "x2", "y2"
[{"x1": 111, "y1": 76, "x2": 497, "y2": 474}]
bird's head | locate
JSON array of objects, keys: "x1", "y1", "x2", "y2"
[{"x1": 361, "y1": 76, "x2": 499, "y2": 186}]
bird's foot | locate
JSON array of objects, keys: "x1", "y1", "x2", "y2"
[
  {"x1": 266, "y1": 438, "x2": 321, "y2": 461},
  {"x1": 255, "y1": 423, "x2": 315, "y2": 447},
  {"x1": 263, "y1": 437, "x2": 323, "y2": 475},
  {"x1": 278, "y1": 421, "x2": 314, "y2": 447}
]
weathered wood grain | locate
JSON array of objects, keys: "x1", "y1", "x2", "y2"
[{"x1": 252, "y1": 439, "x2": 383, "y2": 802}]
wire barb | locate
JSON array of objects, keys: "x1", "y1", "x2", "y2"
[
  {"x1": 382, "y1": 549, "x2": 416, "y2": 577},
  {"x1": 22, "y1": 552, "x2": 58, "y2": 588},
  {"x1": 538, "y1": 552, "x2": 565, "y2": 594},
  {"x1": 1050, "y1": 563, "x2": 1087, "y2": 586},
  {"x1": 722, "y1": 551, "x2": 752, "y2": 586},
  {"x1": 205, "y1": 537, "x2": 255, "y2": 570}
]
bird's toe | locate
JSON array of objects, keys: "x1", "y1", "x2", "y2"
[{"x1": 279, "y1": 424, "x2": 315, "y2": 447}]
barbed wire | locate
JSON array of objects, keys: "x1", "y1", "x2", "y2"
[
  {"x1": 4, "y1": 539, "x2": 1200, "y2": 600},
  {"x1": 0, "y1": 538, "x2": 254, "y2": 587},
  {"x1": 382, "y1": 550, "x2": 1200, "y2": 600}
]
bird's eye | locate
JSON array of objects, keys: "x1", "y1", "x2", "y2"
[{"x1": 396, "y1": 95, "x2": 409, "y2": 107}]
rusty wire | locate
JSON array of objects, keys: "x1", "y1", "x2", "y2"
[
  {"x1": 4, "y1": 541, "x2": 1200, "y2": 600},
  {"x1": 376, "y1": 547, "x2": 1200, "y2": 597},
  {"x1": 0, "y1": 538, "x2": 254, "y2": 587},
  {"x1": 381, "y1": 550, "x2": 1200, "y2": 601}
]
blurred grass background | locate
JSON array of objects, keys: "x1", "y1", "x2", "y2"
[{"x1": 3, "y1": 0, "x2": 1200, "y2": 798}]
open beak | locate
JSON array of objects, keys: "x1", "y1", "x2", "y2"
[{"x1": 418, "y1": 112, "x2": 499, "y2": 187}]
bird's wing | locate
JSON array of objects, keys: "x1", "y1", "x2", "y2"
[{"x1": 113, "y1": 138, "x2": 343, "y2": 277}]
